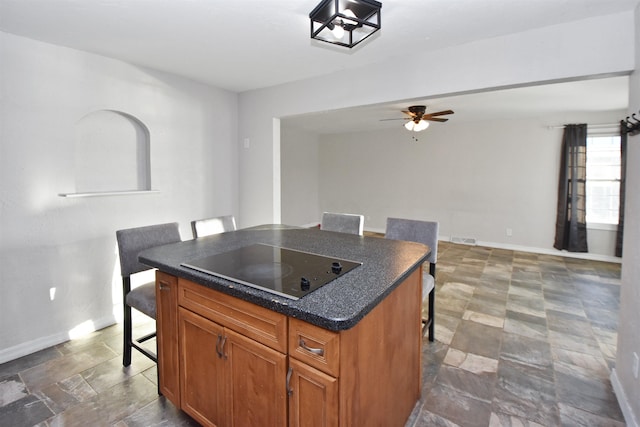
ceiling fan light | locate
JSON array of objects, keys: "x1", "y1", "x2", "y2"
[
  {"x1": 415, "y1": 120, "x2": 429, "y2": 131},
  {"x1": 404, "y1": 121, "x2": 415, "y2": 131}
]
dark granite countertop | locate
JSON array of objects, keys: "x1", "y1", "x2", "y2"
[{"x1": 139, "y1": 225, "x2": 430, "y2": 331}]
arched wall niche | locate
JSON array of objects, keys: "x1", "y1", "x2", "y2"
[{"x1": 66, "y1": 109, "x2": 152, "y2": 196}]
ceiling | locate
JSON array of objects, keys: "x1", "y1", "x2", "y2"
[
  {"x1": 0, "y1": 0, "x2": 638, "y2": 93},
  {"x1": 0, "y1": 0, "x2": 635, "y2": 133}
]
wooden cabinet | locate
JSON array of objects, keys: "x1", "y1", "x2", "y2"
[
  {"x1": 224, "y1": 328, "x2": 287, "y2": 427},
  {"x1": 287, "y1": 318, "x2": 340, "y2": 427},
  {"x1": 338, "y1": 267, "x2": 422, "y2": 426},
  {"x1": 174, "y1": 279, "x2": 288, "y2": 427},
  {"x1": 287, "y1": 267, "x2": 422, "y2": 426},
  {"x1": 156, "y1": 271, "x2": 180, "y2": 406},
  {"x1": 157, "y1": 267, "x2": 422, "y2": 427},
  {"x1": 179, "y1": 307, "x2": 226, "y2": 426},
  {"x1": 287, "y1": 358, "x2": 338, "y2": 427}
]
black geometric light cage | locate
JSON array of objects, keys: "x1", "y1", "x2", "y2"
[{"x1": 309, "y1": 0, "x2": 382, "y2": 48}]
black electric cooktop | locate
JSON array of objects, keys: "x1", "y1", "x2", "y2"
[{"x1": 181, "y1": 243, "x2": 362, "y2": 300}]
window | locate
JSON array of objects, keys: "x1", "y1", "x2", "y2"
[{"x1": 585, "y1": 135, "x2": 621, "y2": 225}]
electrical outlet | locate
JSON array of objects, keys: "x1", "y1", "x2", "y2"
[
  {"x1": 506, "y1": 228, "x2": 513, "y2": 237},
  {"x1": 633, "y1": 352, "x2": 639, "y2": 379}
]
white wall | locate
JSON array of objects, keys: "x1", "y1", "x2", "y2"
[
  {"x1": 297, "y1": 111, "x2": 622, "y2": 258},
  {"x1": 280, "y1": 127, "x2": 320, "y2": 226},
  {"x1": 0, "y1": 32, "x2": 239, "y2": 362},
  {"x1": 238, "y1": 12, "x2": 635, "y2": 229},
  {"x1": 613, "y1": 4, "x2": 640, "y2": 425}
]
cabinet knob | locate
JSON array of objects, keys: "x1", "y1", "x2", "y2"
[{"x1": 158, "y1": 282, "x2": 170, "y2": 291}]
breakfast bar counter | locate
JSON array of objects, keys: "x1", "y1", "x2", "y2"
[
  {"x1": 139, "y1": 225, "x2": 430, "y2": 331},
  {"x1": 139, "y1": 225, "x2": 430, "y2": 427}
]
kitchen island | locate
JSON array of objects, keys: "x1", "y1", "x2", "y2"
[{"x1": 140, "y1": 225, "x2": 430, "y2": 427}]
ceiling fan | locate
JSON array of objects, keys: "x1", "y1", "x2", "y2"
[{"x1": 382, "y1": 105, "x2": 455, "y2": 132}]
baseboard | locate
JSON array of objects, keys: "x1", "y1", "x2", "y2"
[
  {"x1": 611, "y1": 368, "x2": 639, "y2": 427},
  {"x1": 0, "y1": 315, "x2": 117, "y2": 364},
  {"x1": 362, "y1": 227, "x2": 621, "y2": 263},
  {"x1": 474, "y1": 240, "x2": 622, "y2": 263}
]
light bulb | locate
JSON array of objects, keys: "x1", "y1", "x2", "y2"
[
  {"x1": 341, "y1": 8, "x2": 358, "y2": 25},
  {"x1": 404, "y1": 121, "x2": 415, "y2": 131},
  {"x1": 415, "y1": 120, "x2": 430, "y2": 131},
  {"x1": 331, "y1": 24, "x2": 345, "y2": 39}
]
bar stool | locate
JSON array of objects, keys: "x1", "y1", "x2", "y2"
[
  {"x1": 320, "y1": 212, "x2": 364, "y2": 235},
  {"x1": 116, "y1": 222, "x2": 181, "y2": 367},
  {"x1": 191, "y1": 215, "x2": 236, "y2": 238},
  {"x1": 385, "y1": 217, "x2": 438, "y2": 341}
]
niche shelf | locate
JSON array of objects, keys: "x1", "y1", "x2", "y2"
[
  {"x1": 60, "y1": 109, "x2": 154, "y2": 197},
  {"x1": 59, "y1": 190, "x2": 160, "y2": 198}
]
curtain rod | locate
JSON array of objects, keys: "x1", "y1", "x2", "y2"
[{"x1": 547, "y1": 123, "x2": 619, "y2": 130}]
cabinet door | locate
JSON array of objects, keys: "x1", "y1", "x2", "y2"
[
  {"x1": 179, "y1": 307, "x2": 226, "y2": 427},
  {"x1": 223, "y1": 328, "x2": 287, "y2": 427},
  {"x1": 288, "y1": 358, "x2": 338, "y2": 427},
  {"x1": 156, "y1": 271, "x2": 179, "y2": 406}
]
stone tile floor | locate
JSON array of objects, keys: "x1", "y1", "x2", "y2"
[{"x1": 0, "y1": 242, "x2": 625, "y2": 426}]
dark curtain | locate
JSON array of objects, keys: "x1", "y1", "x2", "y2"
[
  {"x1": 554, "y1": 124, "x2": 588, "y2": 252},
  {"x1": 615, "y1": 121, "x2": 627, "y2": 257}
]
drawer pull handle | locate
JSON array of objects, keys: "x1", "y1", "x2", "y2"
[
  {"x1": 158, "y1": 282, "x2": 170, "y2": 291},
  {"x1": 286, "y1": 367, "x2": 293, "y2": 396},
  {"x1": 299, "y1": 338, "x2": 324, "y2": 356}
]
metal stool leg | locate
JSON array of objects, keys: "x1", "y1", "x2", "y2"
[{"x1": 123, "y1": 303, "x2": 133, "y2": 366}]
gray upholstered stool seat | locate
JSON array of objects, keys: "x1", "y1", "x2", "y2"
[
  {"x1": 423, "y1": 272, "x2": 435, "y2": 298},
  {"x1": 125, "y1": 282, "x2": 157, "y2": 319}
]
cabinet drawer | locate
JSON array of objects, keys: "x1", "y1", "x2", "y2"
[
  {"x1": 289, "y1": 318, "x2": 340, "y2": 377},
  {"x1": 178, "y1": 278, "x2": 287, "y2": 353}
]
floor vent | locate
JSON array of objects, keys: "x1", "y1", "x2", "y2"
[{"x1": 450, "y1": 237, "x2": 477, "y2": 246}]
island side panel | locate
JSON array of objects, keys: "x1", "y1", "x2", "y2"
[
  {"x1": 339, "y1": 267, "x2": 423, "y2": 426},
  {"x1": 156, "y1": 271, "x2": 181, "y2": 406}
]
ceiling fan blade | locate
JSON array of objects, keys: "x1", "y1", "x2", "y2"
[
  {"x1": 381, "y1": 107, "x2": 452, "y2": 125},
  {"x1": 425, "y1": 110, "x2": 454, "y2": 117}
]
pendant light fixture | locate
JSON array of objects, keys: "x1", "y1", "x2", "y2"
[{"x1": 309, "y1": 0, "x2": 382, "y2": 48}]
